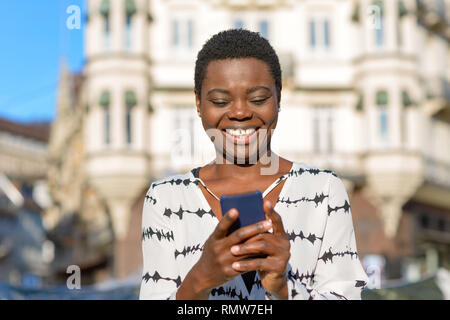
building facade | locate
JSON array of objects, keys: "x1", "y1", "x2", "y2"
[
  {"x1": 0, "y1": 117, "x2": 53, "y2": 286},
  {"x1": 48, "y1": 0, "x2": 450, "y2": 284}
]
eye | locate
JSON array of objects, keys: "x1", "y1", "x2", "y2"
[
  {"x1": 210, "y1": 100, "x2": 229, "y2": 107},
  {"x1": 250, "y1": 97, "x2": 269, "y2": 105}
]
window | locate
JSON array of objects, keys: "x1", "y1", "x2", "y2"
[
  {"x1": 259, "y1": 20, "x2": 269, "y2": 39},
  {"x1": 173, "y1": 107, "x2": 197, "y2": 162},
  {"x1": 376, "y1": 90, "x2": 389, "y2": 141},
  {"x1": 309, "y1": 18, "x2": 332, "y2": 51},
  {"x1": 309, "y1": 20, "x2": 316, "y2": 48},
  {"x1": 126, "y1": 106, "x2": 132, "y2": 144},
  {"x1": 105, "y1": 106, "x2": 111, "y2": 145},
  {"x1": 420, "y1": 214, "x2": 430, "y2": 229},
  {"x1": 313, "y1": 106, "x2": 334, "y2": 154},
  {"x1": 125, "y1": 90, "x2": 137, "y2": 145},
  {"x1": 172, "y1": 20, "x2": 180, "y2": 47},
  {"x1": 401, "y1": 90, "x2": 412, "y2": 146},
  {"x1": 125, "y1": 15, "x2": 132, "y2": 49},
  {"x1": 437, "y1": 218, "x2": 446, "y2": 232},
  {"x1": 172, "y1": 19, "x2": 194, "y2": 49},
  {"x1": 375, "y1": 19, "x2": 384, "y2": 47},
  {"x1": 372, "y1": 0, "x2": 384, "y2": 48},
  {"x1": 124, "y1": 0, "x2": 136, "y2": 49},
  {"x1": 187, "y1": 19, "x2": 193, "y2": 48},
  {"x1": 100, "y1": 0, "x2": 110, "y2": 50},
  {"x1": 104, "y1": 15, "x2": 110, "y2": 50},
  {"x1": 379, "y1": 108, "x2": 388, "y2": 139},
  {"x1": 99, "y1": 91, "x2": 111, "y2": 145},
  {"x1": 324, "y1": 20, "x2": 330, "y2": 49}
]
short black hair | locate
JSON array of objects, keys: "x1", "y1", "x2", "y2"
[{"x1": 194, "y1": 29, "x2": 282, "y2": 97}]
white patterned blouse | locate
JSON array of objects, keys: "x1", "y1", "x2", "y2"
[{"x1": 139, "y1": 161, "x2": 369, "y2": 300}]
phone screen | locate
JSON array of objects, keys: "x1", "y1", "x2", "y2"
[{"x1": 220, "y1": 190, "x2": 266, "y2": 236}]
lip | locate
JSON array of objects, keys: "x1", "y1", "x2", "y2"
[{"x1": 222, "y1": 127, "x2": 260, "y2": 145}]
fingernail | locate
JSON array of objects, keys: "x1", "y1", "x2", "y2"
[
  {"x1": 266, "y1": 201, "x2": 272, "y2": 209},
  {"x1": 232, "y1": 262, "x2": 240, "y2": 269},
  {"x1": 264, "y1": 220, "x2": 272, "y2": 228},
  {"x1": 231, "y1": 245, "x2": 240, "y2": 253}
]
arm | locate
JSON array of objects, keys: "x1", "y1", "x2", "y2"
[
  {"x1": 177, "y1": 209, "x2": 274, "y2": 299},
  {"x1": 140, "y1": 191, "x2": 274, "y2": 300},
  {"x1": 139, "y1": 184, "x2": 180, "y2": 300},
  {"x1": 283, "y1": 174, "x2": 369, "y2": 300}
]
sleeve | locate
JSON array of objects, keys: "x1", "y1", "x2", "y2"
[
  {"x1": 139, "y1": 183, "x2": 181, "y2": 300},
  {"x1": 271, "y1": 173, "x2": 368, "y2": 300}
]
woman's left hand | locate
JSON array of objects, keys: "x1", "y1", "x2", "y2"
[{"x1": 230, "y1": 200, "x2": 291, "y2": 299}]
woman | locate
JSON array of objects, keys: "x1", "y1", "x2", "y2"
[{"x1": 140, "y1": 29, "x2": 368, "y2": 300}]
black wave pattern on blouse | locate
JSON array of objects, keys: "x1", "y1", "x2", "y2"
[
  {"x1": 163, "y1": 206, "x2": 215, "y2": 220},
  {"x1": 210, "y1": 286, "x2": 248, "y2": 300},
  {"x1": 142, "y1": 271, "x2": 182, "y2": 288},
  {"x1": 275, "y1": 167, "x2": 337, "y2": 185},
  {"x1": 288, "y1": 269, "x2": 315, "y2": 285},
  {"x1": 277, "y1": 192, "x2": 329, "y2": 208},
  {"x1": 285, "y1": 269, "x2": 316, "y2": 299},
  {"x1": 152, "y1": 177, "x2": 200, "y2": 189},
  {"x1": 286, "y1": 229, "x2": 324, "y2": 245},
  {"x1": 327, "y1": 200, "x2": 351, "y2": 216},
  {"x1": 144, "y1": 194, "x2": 157, "y2": 205},
  {"x1": 174, "y1": 243, "x2": 203, "y2": 259},
  {"x1": 142, "y1": 226, "x2": 174, "y2": 242},
  {"x1": 318, "y1": 247, "x2": 359, "y2": 264}
]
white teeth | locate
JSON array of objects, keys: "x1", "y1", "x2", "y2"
[{"x1": 226, "y1": 128, "x2": 256, "y2": 136}]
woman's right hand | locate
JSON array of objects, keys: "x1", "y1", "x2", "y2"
[{"x1": 176, "y1": 208, "x2": 272, "y2": 299}]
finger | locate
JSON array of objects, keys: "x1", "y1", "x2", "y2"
[
  {"x1": 212, "y1": 208, "x2": 239, "y2": 239},
  {"x1": 232, "y1": 256, "x2": 288, "y2": 273},
  {"x1": 239, "y1": 233, "x2": 290, "y2": 256},
  {"x1": 227, "y1": 219, "x2": 272, "y2": 245},
  {"x1": 235, "y1": 232, "x2": 279, "y2": 248},
  {"x1": 263, "y1": 200, "x2": 286, "y2": 236},
  {"x1": 230, "y1": 239, "x2": 278, "y2": 257},
  {"x1": 238, "y1": 232, "x2": 268, "y2": 246},
  {"x1": 231, "y1": 257, "x2": 271, "y2": 273}
]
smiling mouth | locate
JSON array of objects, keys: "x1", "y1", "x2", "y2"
[{"x1": 222, "y1": 127, "x2": 261, "y2": 145}]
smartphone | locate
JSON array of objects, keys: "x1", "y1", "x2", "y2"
[{"x1": 220, "y1": 190, "x2": 266, "y2": 236}]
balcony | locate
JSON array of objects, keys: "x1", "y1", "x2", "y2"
[{"x1": 423, "y1": 77, "x2": 450, "y2": 122}]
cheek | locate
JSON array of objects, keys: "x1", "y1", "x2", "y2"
[
  {"x1": 261, "y1": 107, "x2": 278, "y2": 130},
  {"x1": 201, "y1": 108, "x2": 223, "y2": 129}
]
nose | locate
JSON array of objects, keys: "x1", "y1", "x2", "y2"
[{"x1": 227, "y1": 98, "x2": 253, "y2": 120}]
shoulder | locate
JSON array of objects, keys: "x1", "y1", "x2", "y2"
[
  {"x1": 289, "y1": 161, "x2": 338, "y2": 180},
  {"x1": 142, "y1": 170, "x2": 195, "y2": 215},
  {"x1": 148, "y1": 170, "x2": 196, "y2": 193},
  {"x1": 144, "y1": 169, "x2": 200, "y2": 208},
  {"x1": 285, "y1": 161, "x2": 347, "y2": 196}
]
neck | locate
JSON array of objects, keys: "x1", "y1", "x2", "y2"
[{"x1": 212, "y1": 150, "x2": 281, "y2": 180}]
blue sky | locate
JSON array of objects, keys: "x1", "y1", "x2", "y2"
[{"x1": 0, "y1": 0, "x2": 85, "y2": 123}]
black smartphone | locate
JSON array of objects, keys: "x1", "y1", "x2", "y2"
[{"x1": 220, "y1": 190, "x2": 266, "y2": 236}]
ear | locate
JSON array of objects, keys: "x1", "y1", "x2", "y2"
[
  {"x1": 276, "y1": 89, "x2": 281, "y2": 111},
  {"x1": 195, "y1": 90, "x2": 201, "y2": 114}
]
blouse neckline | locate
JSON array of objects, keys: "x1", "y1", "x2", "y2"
[{"x1": 189, "y1": 161, "x2": 298, "y2": 202}]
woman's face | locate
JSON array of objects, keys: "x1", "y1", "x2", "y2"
[{"x1": 195, "y1": 57, "x2": 280, "y2": 164}]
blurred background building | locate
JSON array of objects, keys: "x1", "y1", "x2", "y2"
[
  {"x1": 0, "y1": 118, "x2": 52, "y2": 286},
  {"x1": 1, "y1": 0, "x2": 449, "y2": 298}
]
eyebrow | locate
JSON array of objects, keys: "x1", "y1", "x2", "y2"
[{"x1": 206, "y1": 86, "x2": 271, "y2": 96}]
